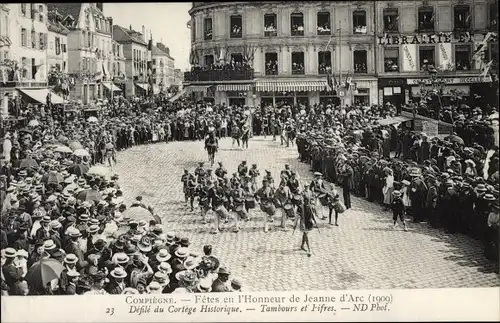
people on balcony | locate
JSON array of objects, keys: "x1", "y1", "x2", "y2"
[
  {"x1": 187, "y1": 62, "x2": 253, "y2": 81},
  {"x1": 384, "y1": 59, "x2": 399, "y2": 72},
  {"x1": 264, "y1": 24, "x2": 277, "y2": 36},
  {"x1": 318, "y1": 63, "x2": 332, "y2": 74},
  {"x1": 317, "y1": 23, "x2": 330, "y2": 34},
  {"x1": 354, "y1": 62, "x2": 367, "y2": 73},
  {"x1": 291, "y1": 24, "x2": 304, "y2": 35},
  {"x1": 354, "y1": 24, "x2": 367, "y2": 34},
  {"x1": 292, "y1": 62, "x2": 305, "y2": 74},
  {"x1": 265, "y1": 60, "x2": 278, "y2": 75},
  {"x1": 231, "y1": 25, "x2": 242, "y2": 37}
]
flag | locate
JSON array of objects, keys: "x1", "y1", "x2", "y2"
[
  {"x1": 481, "y1": 60, "x2": 493, "y2": 77},
  {"x1": 325, "y1": 34, "x2": 334, "y2": 50},
  {"x1": 326, "y1": 73, "x2": 333, "y2": 91},
  {"x1": 430, "y1": 11, "x2": 435, "y2": 23},
  {"x1": 465, "y1": 12, "x2": 472, "y2": 23}
]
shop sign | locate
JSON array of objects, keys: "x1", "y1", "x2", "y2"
[
  {"x1": 377, "y1": 31, "x2": 496, "y2": 46},
  {"x1": 407, "y1": 75, "x2": 492, "y2": 85},
  {"x1": 378, "y1": 78, "x2": 406, "y2": 87}
]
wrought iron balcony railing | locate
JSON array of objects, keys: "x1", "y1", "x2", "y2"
[{"x1": 184, "y1": 68, "x2": 254, "y2": 82}]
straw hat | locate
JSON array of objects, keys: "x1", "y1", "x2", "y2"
[{"x1": 110, "y1": 267, "x2": 128, "y2": 279}]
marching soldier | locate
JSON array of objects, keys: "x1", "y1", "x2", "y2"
[
  {"x1": 287, "y1": 171, "x2": 301, "y2": 194},
  {"x1": 197, "y1": 179, "x2": 213, "y2": 224},
  {"x1": 263, "y1": 170, "x2": 275, "y2": 189},
  {"x1": 230, "y1": 173, "x2": 240, "y2": 189},
  {"x1": 187, "y1": 177, "x2": 197, "y2": 211},
  {"x1": 275, "y1": 180, "x2": 292, "y2": 230},
  {"x1": 248, "y1": 164, "x2": 260, "y2": 192},
  {"x1": 237, "y1": 160, "x2": 248, "y2": 178},
  {"x1": 215, "y1": 162, "x2": 227, "y2": 179},
  {"x1": 310, "y1": 172, "x2": 329, "y2": 220},
  {"x1": 254, "y1": 179, "x2": 276, "y2": 233},
  {"x1": 195, "y1": 162, "x2": 206, "y2": 183},
  {"x1": 294, "y1": 185, "x2": 318, "y2": 257},
  {"x1": 181, "y1": 169, "x2": 192, "y2": 204}
]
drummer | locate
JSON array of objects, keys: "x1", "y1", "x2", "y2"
[
  {"x1": 263, "y1": 170, "x2": 275, "y2": 189},
  {"x1": 230, "y1": 182, "x2": 246, "y2": 231},
  {"x1": 310, "y1": 172, "x2": 328, "y2": 220},
  {"x1": 255, "y1": 179, "x2": 276, "y2": 233},
  {"x1": 275, "y1": 180, "x2": 292, "y2": 230},
  {"x1": 211, "y1": 180, "x2": 227, "y2": 234},
  {"x1": 287, "y1": 171, "x2": 301, "y2": 194}
]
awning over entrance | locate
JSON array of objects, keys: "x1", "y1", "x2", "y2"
[
  {"x1": 135, "y1": 83, "x2": 149, "y2": 91},
  {"x1": 377, "y1": 115, "x2": 413, "y2": 126},
  {"x1": 185, "y1": 85, "x2": 211, "y2": 93},
  {"x1": 256, "y1": 81, "x2": 328, "y2": 92},
  {"x1": 17, "y1": 88, "x2": 65, "y2": 105},
  {"x1": 102, "y1": 82, "x2": 122, "y2": 92},
  {"x1": 216, "y1": 84, "x2": 252, "y2": 91},
  {"x1": 168, "y1": 87, "x2": 187, "y2": 102}
]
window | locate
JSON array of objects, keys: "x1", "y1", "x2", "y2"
[
  {"x1": 204, "y1": 54, "x2": 214, "y2": 66},
  {"x1": 490, "y1": 3, "x2": 498, "y2": 29},
  {"x1": 454, "y1": 6, "x2": 471, "y2": 30},
  {"x1": 21, "y1": 57, "x2": 27, "y2": 78},
  {"x1": 384, "y1": 48, "x2": 399, "y2": 72},
  {"x1": 265, "y1": 52, "x2": 278, "y2": 75},
  {"x1": 87, "y1": 32, "x2": 91, "y2": 48},
  {"x1": 455, "y1": 45, "x2": 471, "y2": 70},
  {"x1": 354, "y1": 88, "x2": 369, "y2": 105},
  {"x1": 39, "y1": 33, "x2": 44, "y2": 50},
  {"x1": 419, "y1": 46, "x2": 435, "y2": 71},
  {"x1": 291, "y1": 52, "x2": 305, "y2": 74},
  {"x1": 204, "y1": 17, "x2": 212, "y2": 40},
  {"x1": 21, "y1": 28, "x2": 26, "y2": 47},
  {"x1": 31, "y1": 30, "x2": 36, "y2": 49},
  {"x1": 191, "y1": 19, "x2": 196, "y2": 41},
  {"x1": 230, "y1": 15, "x2": 242, "y2": 38},
  {"x1": 318, "y1": 51, "x2": 332, "y2": 74},
  {"x1": 21, "y1": 4, "x2": 26, "y2": 16},
  {"x1": 38, "y1": 5, "x2": 44, "y2": 22},
  {"x1": 291, "y1": 13, "x2": 304, "y2": 36},
  {"x1": 418, "y1": 7, "x2": 435, "y2": 32},
  {"x1": 383, "y1": 8, "x2": 399, "y2": 32},
  {"x1": 354, "y1": 50, "x2": 367, "y2": 73},
  {"x1": 230, "y1": 53, "x2": 243, "y2": 64},
  {"x1": 353, "y1": 10, "x2": 367, "y2": 34},
  {"x1": 317, "y1": 12, "x2": 331, "y2": 35},
  {"x1": 30, "y1": 4, "x2": 35, "y2": 20},
  {"x1": 264, "y1": 14, "x2": 277, "y2": 37}
]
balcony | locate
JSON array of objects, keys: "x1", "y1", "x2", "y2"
[
  {"x1": 184, "y1": 67, "x2": 254, "y2": 82},
  {"x1": 1, "y1": 81, "x2": 48, "y2": 88}
]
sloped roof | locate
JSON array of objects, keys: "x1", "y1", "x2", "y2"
[
  {"x1": 113, "y1": 25, "x2": 147, "y2": 46},
  {"x1": 47, "y1": 18, "x2": 70, "y2": 35},
  {"x1": 152, "y1": 45, "x2": 167, "y2": 57},
  {"x1": 47, "y1": 3, "x2": 82, "y2": 24}
]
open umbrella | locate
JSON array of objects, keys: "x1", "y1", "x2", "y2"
[
  {"x1": 73, "y1": 149, "x2": 90, "y2": 158},
  {"x1": 25, "y1": 258, "x2": 64, "y2": 290},
  {"x1": 28, "y1": 119, "x2": 40, "y2": 127},
  {"x1": 122, "y1": 206, "x2": 162, "y2": 224},
  {"x1": 57, "y1": 135, "x2": 69, "y2": 144},
  {"x1": 87, "y1": 116, "x2": 98, "y2": 123},
  {"x1": 68, "y1": 163, "x2": 90, "y2": 176},
  {"x1": 54, "y1": 145, "x2": 72, "y2": 154},
  {"x1": 68, "y1": 141, "x2": 84, "y2": 151},
  {"x1": 77, "y1": 189, "x2": 102, "y2": 202},
  {"x1": 42, "y1": 171, "x2": 64, "y2": 185},
  {"x1": 87, "y1": 165, "x2": 109, "y2": 177},
  {"x1": 19, "y1": 158, "x2": 39, "y2": 170},
  {"x1": 445, "y1": 134, "x2": 465, "y2": 146}
]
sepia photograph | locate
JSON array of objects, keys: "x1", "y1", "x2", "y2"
[{"x1": 0, "y1": 0, "x2": 499, "y2": 321}]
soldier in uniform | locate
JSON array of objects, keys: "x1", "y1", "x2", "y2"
[
  {"x1": 186, "y1": 176, "x2": 198, "y2": 211},
  {"x1": 275, "y1": 180, "x2": 292, "y2": 229},
  {"x1": 229, "y1": 173, "x2": 240, "y2": 189},
  {"x1": 287, "y1": 171, "x2": 301, "y2": 195},
  {"x1": 281, "y1": 164, "x2": 292, "y2": 180},
  {"x1": 215, "y1": 162, "x2": 227, "y2": 179},
  {"x1": 263, "y1": 170, "x2": 275, "y2": 189},
  {"x1": 197, "y1": 179, "x2": 213, "y2": 224},
  {"x1": 181, "y1": 169, "x2": 191, "y2": 204},
  {"x1": 255, "y1": 179, "x2": 276, "y2": 233},
  {"x1": 248, "y1": 164, "x2": 260, "y2": 192},
  {"x1": 194, "y1": 162, "x2": 206, "y2": 183},
  {"x1": 210, "y1": 181, "x2": 227, "y2": 234},
  {"x1": 294, "y1": 185, "x2": 317, "y2": 257},
  {"x1": 230, "y1": 182, "x2": 246, "y2": 231},
  {"x1": 237, "y1": 160, "x2": 248, "y2": 178},
  {"x1": 310, "y1": 172, "x2": 329, "y2": 220}
]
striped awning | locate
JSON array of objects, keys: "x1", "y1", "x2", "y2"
[
  {"x1": 256, "y1": 81, "x2": 328, "y2": 92},
  {"x1": 185, "y1": 85, "x2": 211, "y2": 93},
  {"x1": 216, "y1": 84, "x2": 252, "y2": 92}
]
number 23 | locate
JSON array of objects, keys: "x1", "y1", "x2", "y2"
[{"x1": 106, "y1": 308, "x2": 114, "y2": 316}]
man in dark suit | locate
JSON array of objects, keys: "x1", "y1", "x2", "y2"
[
  {"x1": 211, "y1": 267, "x2": 231, "y2": 292},
  {"x1": 339, "y1": 160, "x2": 353, "y2": 209},
  {"x1": 2, "y1": 248, "x2": 23, "y2": 295},
  {"x1": 64, "y1": 229, "x2": 88, "y2": 270}
]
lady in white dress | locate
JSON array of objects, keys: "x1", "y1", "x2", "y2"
[{"x1": 382, "y1": 167, "x2": 394, "y2": 210}]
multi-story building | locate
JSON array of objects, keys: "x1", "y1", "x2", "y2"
[
  {"x1": 173, "y1": 68, "x2": 183, "y2": 86},
  {"x1": 156, "y1": 42, "x2": 176, "y2": 87},
  {"x1": 151, "y1": 43, "x2": 168, "y2": 93},
  {"x1": 110, "y1": 39, "x2": 127, "y2": 95},
  {"x1": 46, "y1": 11, "x2": 69, "y2": 73},
  {"x1": 0, "y1": 4, "x2": 12, "y2": 66},
  {"x1": 375, "y1": 0, "x2": 498, "y2": 107},
  {"x1": 112, "y1": 24, "x2": 148, "y2": 97},
  {"x1": 185, "y1": 1, "x2": 377, "y2": 106},
  {"x1": 47, "y1": 3, "x2": 114, "y2": 104}
]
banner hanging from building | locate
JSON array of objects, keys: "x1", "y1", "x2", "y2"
[
  {"x1": 438, "y1": 43, "x2": 453, "y2": 71},
  {"x1": 402, "y1": 44, "x2": 417, "y2": 72}
]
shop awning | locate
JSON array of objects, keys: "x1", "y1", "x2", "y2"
[
  {"x1": 17, "y1": 88, "x2": 65, "y2": 105},
  {"x1": 168, "y1": 88, "x2": 188, "y2": 102},
  {"x1": 185, "y1": 85, "x2": 211, "y2": 93},
  {"x1": 135, "y1": 83, "x2": 149, "y2": 91},
  {"x1": 216, "y1": 84, "x2": 252, "y2": 92},
  {"x1": 377, "y1": 115, "x2": 413, "y2": 126},
  {"x1": 256, "y1": 81, "x2": 328, "y2": 92},
  {"x1": 102, "y1": 82, "x2": 122, "y2": 92}
]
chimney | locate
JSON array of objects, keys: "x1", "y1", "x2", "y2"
[
  {"x1": 142, "y1": 25, "x2": 145, "y2": 41},
  {"x1": 129, "y1": 24, "x2": 132, "y2": 31}
]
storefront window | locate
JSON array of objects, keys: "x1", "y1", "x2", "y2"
[
  {"x1": 455, "y1": 45, "x2": 471, "y2": 70},
  {"x1": 384, "y1": 48, "x2": 399, "y2": 72}
]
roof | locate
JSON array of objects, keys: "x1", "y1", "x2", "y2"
[
  {"x1": 47, "y1": 3, "x2": 82, "y2": 26},
  {"x1": 113, "y1": 25, "x2": 147, "y2": 46},
  {"x1": 47, "y1": 19, "x2": 70, "y2": 35},
  {"x1": 152, "y1": 45, "x2": 168, "y2": 57}
]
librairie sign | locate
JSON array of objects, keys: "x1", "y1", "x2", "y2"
[
  {"x1": 407, "y1": 75, "x2": 492, "y2": 85},
  {"x1": 377, "y1": 32, "x2": 497, "y2": 46}
]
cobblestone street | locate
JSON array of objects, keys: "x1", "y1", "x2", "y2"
[{"x1": 114, "y1": 137, "x2": 499, "y2": 291}]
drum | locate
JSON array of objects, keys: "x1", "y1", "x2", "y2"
[
  {"x1": 318, "y1": 193, "x2": 329, "y2": 206},
  {"x1": 292, "y1": 194, "x2": 302, "y2": 206},
  {"x1": 260, "y1": 201, "x2": 276, "y2": 216},
  {"x1": 283, "y1": 203, "x2": 295, "y2": 218},
  {"x1": 245, "y1": 197, "x2": 256, "y2": 209},
  {"x1": 215, "y1": 205, "x2": 229, "y2": 219},
  {"x1": 235, "y1": 204, "x2": 248, "y2": 219}
]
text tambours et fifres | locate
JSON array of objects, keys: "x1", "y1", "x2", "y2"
[{"x1": 124, "y1": 293, "x2": 392, "y2": 316}]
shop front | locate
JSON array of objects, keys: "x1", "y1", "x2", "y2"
[
  {"x1": 406, "y1": 75, "x2": 492, "y2": 106},
  {"x1": 215, "y1": 84, "x2": 253, "y2": 107},
  {"x1": 378, "y1": 78, "x2": 407, "y2": 107},
  {"x1": 319, "y1": 90, "x2": 340, "y2": 106},
  {"x1": 256, "y1": 80, "x2": 327, "y2": 107}
]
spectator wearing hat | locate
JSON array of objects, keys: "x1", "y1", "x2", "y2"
[
  {"x1": 391, "y1": 191, "x2": 408, "y2": 231},
  {"x1": 171, "y1": 247, "x2": 189, "y2": 274},
  {"x1": 230, "y1": 278, "x2": 242, "y2": 292},
  {"x1": 211, "y1": 266, "x2": 231, "y2": 292},
  {"x1": 426, "y1": 178, "x2": 440, "y2": 228},
  {"x1": 64, "y1": 229, "x2": 87, "y2": 270},
  {"x1": 409, "y1": 169, "x2": 427, "y2": 223},
  {"x1": 129, "y1": 252, "x2": 154, "y2": 289},
  {"x1": 107, "y1": 267, "x2": 128, "y2": 294},
  {"x1": 338, "y1": 161, "x2": 353, "y2": 210},
  {"x1": 65, "y1": 271, "x2": 80, "y2": 295},
  {"x1": 11, "y1": 223, "x2": 30, "y2": 252},
  {"x1": 2, "y1": 248, "x2": 24, "y2": 295}
]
